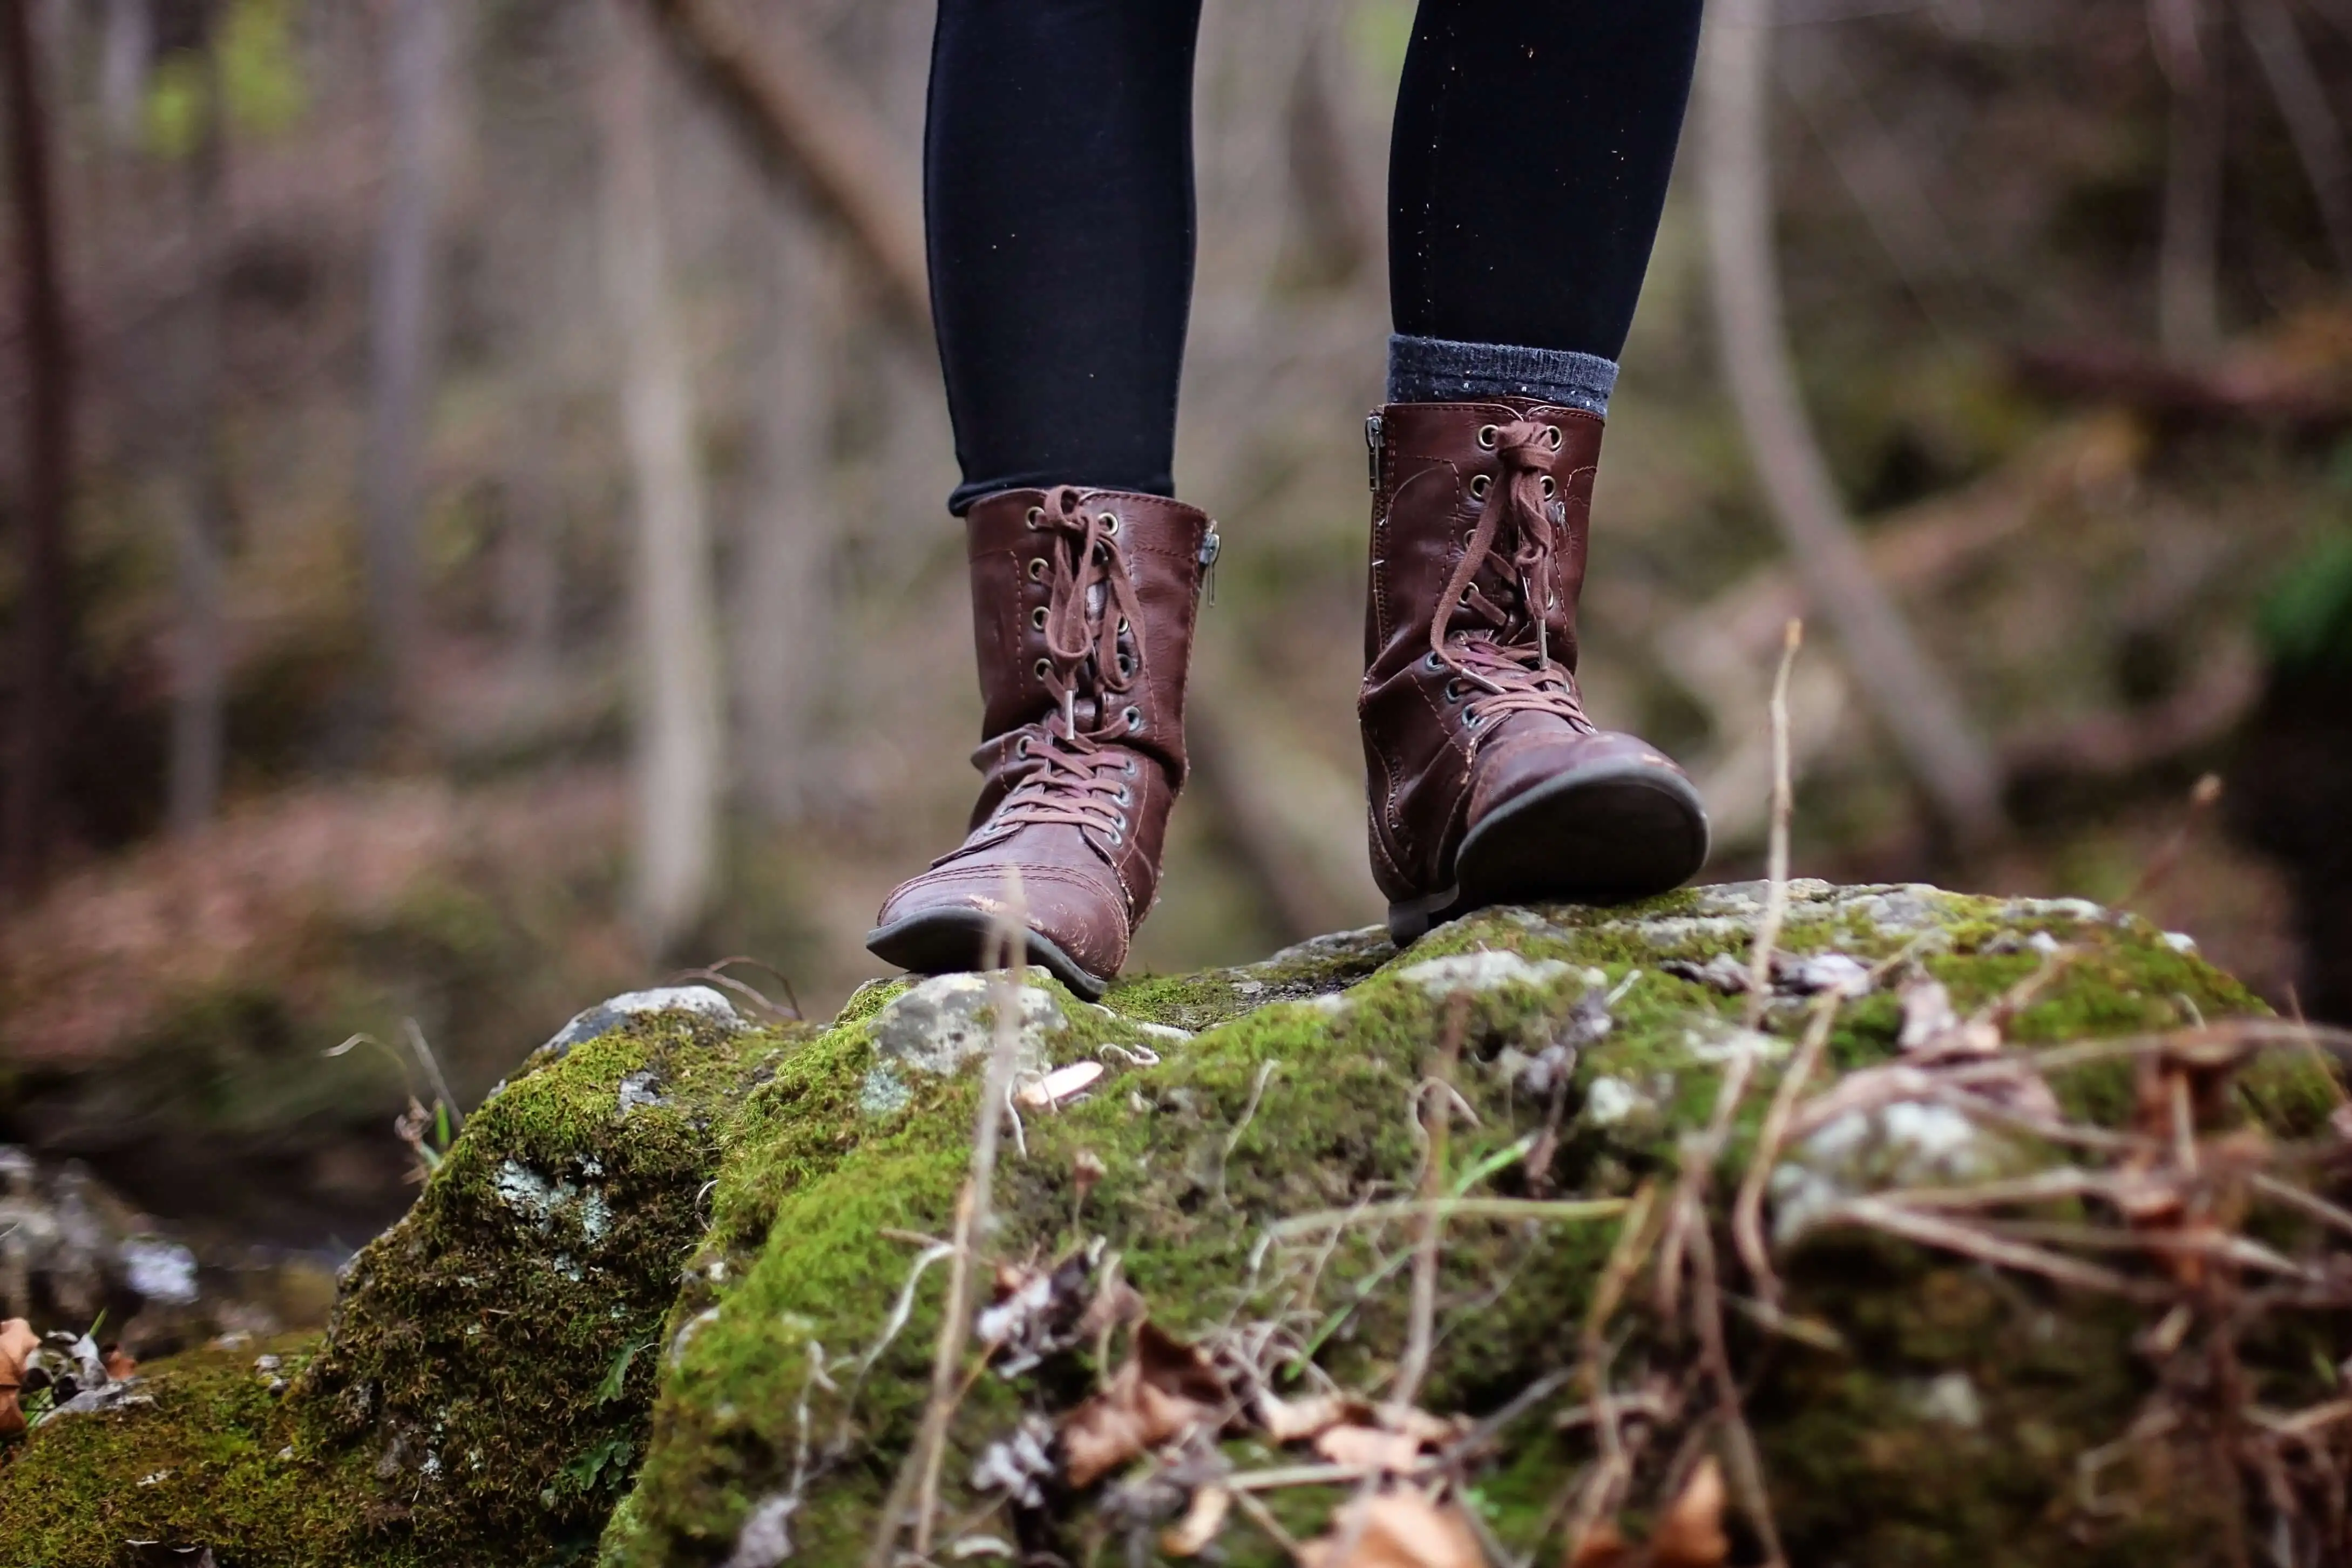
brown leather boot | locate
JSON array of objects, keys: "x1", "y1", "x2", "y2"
[
  {"x1": 867, "y1": 485, "x2": 1216, "y2": 999},
  {"x1": 1361, "y1": 399, "x2": 1708, "y2": 944}
]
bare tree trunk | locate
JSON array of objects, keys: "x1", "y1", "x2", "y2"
[
  {"x1": 1700, "y1": 0, "x2": 2005, "y2": 847},
  {"x1": 166, "y1": 19, "x2": 231, "y2": 838},
  {"x1": 363, "y1": 0, "x2": 451, "y2": 725},
  {"x1": 1, "y1": 0, "x2": 71, "y2": 891},
  {"x1": 2152, "y1": 0, "x2": 2225, "y2": 359},
  {"x1": 733, "y1": 205, "x2": 836, "y2": 822},
  {"x1": 627, "y1": 0, "x2": 928, "y2": 337},
  {"x1": 498, "y1": 399, "x2": 565, "y2": 679},
  {"x1": 2239, "y1": 0, "x2": 2352, "y2": 279},
  {"x1": 602, "y1": 9, "x2": 723, "y2": 952},
  {"x1": 99, "y1": 0, "x2": 150, "y2": 146}
]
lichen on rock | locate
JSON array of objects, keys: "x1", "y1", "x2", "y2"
[{"x1": 3, "y1": 881, "x2": 2340, "y2": 1567}]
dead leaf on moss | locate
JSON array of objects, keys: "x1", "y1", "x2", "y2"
[
  {"x1": 1257, "y1": 1390, "x2": 1360, "y2": 1443},
  {"x1": 104, "y1": 1345, "x2": 139, "y2": 1382},
  {"x1": 1314, "y1": 1424, "x2": 1426, "y2": 1472},
  {"x1": 1018, "y1": 1061, "x2": 1105, "y2": 1110},
  {"x1": 979, "y1": 1247, "x2": 1097, "y2": 1376},
  {"x1": 1649, "y1": 1456, "x2": 1730, "y2": 1568},
  {"x1": 1059, "y1": 1322, "x2": 1230, "y2": 1486},
  {"x1": 1160, "y1": 1483, "x2": 1232, "y2": 1557},
  {"x1": 1298, "y1": 1491, "x2": 1485, "y2": 1568},
  {"x1": 0, "y1": 1316, "x2": 36, "y2": 1437}
]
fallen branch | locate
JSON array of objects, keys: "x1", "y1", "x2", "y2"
[
  {"x1": 1700, "y1": 0, "x2": 2005, "y2": 845},
  {"x1": 628, "y1": 0, "x2": 928, "y2": 334}
]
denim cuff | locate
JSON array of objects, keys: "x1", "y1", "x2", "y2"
[{"x1": 1385, "y1": 334, "x2": 1617, "y2": 416}]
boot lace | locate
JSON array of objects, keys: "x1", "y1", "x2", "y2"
[
  {"x1": 987, "y1": 487, "x2": 1151, "y2": 848},
  {"x1": 1426, "y1": 419, "x2": 1591, "y2": 733}
]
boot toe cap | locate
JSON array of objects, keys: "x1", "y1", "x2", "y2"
[
  {"x1": 1468, "y1": 725, "x2": 1691, "y2": 827},
  {"x1": 871, "y1": 861, "x2": 1131, "y2": 989}
]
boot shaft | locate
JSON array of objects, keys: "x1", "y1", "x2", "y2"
[
  {"x1": 1365, "y1": 398, "x2": 1603, "y2": 680},
  {"x1": 965, "y1": 486, "x2": 1214, "y2": 819}
]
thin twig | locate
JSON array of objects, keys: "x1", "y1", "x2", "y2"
[
  {"x1": 1565, "y1": 1182, "x2": 1663, "y2": 1559},
  {"x1": 1690, "y1": 1222, "x2": 1787, "y2": 1567},
  {"x1": 1393, "y1": 994, "x2": 1466, "y2": 1410},
  {"x1": 1265, "y1": 1197, "x2": 1630, "y2": 1240},
  {"x1": 1732, "y1": 984, "x2": 1847, "y2": 1304},
  {"x1": 876, "y1": 873, "x2": 1031, "y2": 1566},
  {"x1": 1820, "y1": 1195, "x2": 2171, "y2": 1300},
  {"x1": 1214, "y1": 1060, "x2": 1280, "y2": 1208},
  {"x1": 1744, "y1": 618, "x2": 1804, "y2": 1028},
  {"x1": 1229, "y1": 1484, "x2": 1307, "y2": 1558}
]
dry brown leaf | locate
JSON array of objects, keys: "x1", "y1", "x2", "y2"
[
  {"x1": 1018, "y1": 1061, "x2": 1104, "y2": 1109},
  {"x1": 0, "y1": 1319, "x2": 34, "y2": 1379},
  {"x1": 1562, "y1": 1522, "x2": 1632, "y2": 1568},
  {"x1": 1649, "y1": 1456, "x2": 1730, "y2": 1568},
  {"x1": 1257, "y1": 1390, "x2": 1362, "y2": 1444},
  {"x1": 1072, "y1": 1148, "x2": 1107, "y2": 1205},
  {"x1": 0, "y1": 1317, "x2": 35, "y2": 1439},
  {"x1": 1377, "y1": 1404, "x2": 1462, "y2": 1445},
  {"x1": 1059, "y1": 1322, "x2": 1229, "y2": 1486},
  {"x1": 1314, "y1": 1424, "x2": 1425, "y2": 1472},
  {"x1": 103, "y1": 1346, "x2": 138, "y2": 1382},
  {"x1": 1160, "y1": 1483, "x2": 1232, "y2": 1557},
  {"x1": 1298, "y1": 1492, "x2": 1485, "y2": 1568}
]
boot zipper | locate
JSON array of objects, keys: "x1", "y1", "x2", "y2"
[
  {"x1": 1364, "y1": 412, "x2": 1384, "y2": 491},
  {"x1": 1199, "y1": 524, "x2": 1221, "y2": 605}
]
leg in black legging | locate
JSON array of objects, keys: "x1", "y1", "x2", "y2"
[
  {"x1": 1387, "y1": 0, "x2": 1705, "y2": 405},
  {"x1": 925, "y1": 0, "x2": 1205, "y2": 515}
]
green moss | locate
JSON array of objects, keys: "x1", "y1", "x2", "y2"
[
  {"x1": 0, "y1": 1341, "x2": 427, "y2": 1568},
  {"x1": 5, "y1": 884, "x2": 2326, "y2": 1566}
]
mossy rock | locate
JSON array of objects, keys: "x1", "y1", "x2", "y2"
[{"x1": 0, "y1": 883, "x2": 2330, "y2": 1566}]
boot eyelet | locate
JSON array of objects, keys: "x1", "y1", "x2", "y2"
[
  {"x1": 1122, "y1": 758, "x2": 1138, "y2": 777},
  {"x1": 1027, "y1": 558, "x2": 1046, "y2": 580},
  {"x1": 1116, "y1": 616, "x2": 1129, "y2": 634},
  {"x1": 1034, "y1": 657, "x2": 1052, "y2": 680},
  {"x1": 1459, "y1": 584, "x2": 1474, "y2": 604},
  {"x1": 1100, "y1": 512, "x2": 1121, "y2": 534},
  {"x1": 1546, "y1": 424, "x2": 1563, "y2": 450},
  {"x1": 1031, "y1": 606, "x2": 1048, "y2": 630},
  {"x1": 1422, "y1": 651, "x2": 1445, "y2": 672},
  {"x1": 1443, "y1": 679, "x2": 1463, "y2": 702},
  {"x1": 1025, "y1": 506, "x2": 1044, "y2": 528},
  {"x1": 1468, "y1": 474, "x2": 1490, "y2": 499},
  {"x1": 1015, "y1": 736, "x2": 1032, "y2": 758},
  {"x1": 1115, "y1": 655, "x2": 1133, "y2": 679},
  {"x1": 1122, "y1": 705, "x2": 1144, "y2": 731},
  {"x1": 1476, "y1": 424, "x2": 1498, "y2": 450},
  {"x1": 1115, "y1": 785, "x2": 1131, "y2": 805},
  {"x1": 1540, "y1": 476, "x2": 1556, "y2": 499}
]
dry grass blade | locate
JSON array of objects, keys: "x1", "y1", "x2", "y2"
[
  {"x1": 2118, "y1": 772, "x2": 2225, "y2": 912},
  {"x1": 1743, "y1": 618, "x2": 1803, "y2": 1029},
  {"x1": 1392, "y1": 993, "x2": 1467, "y2": 1410},
  {"x1": 1731, "y1": 986, "x2": 1841, "y2": 1306},
  {"x1": 1687, "y1": 1224, "x2": 1786, "y2": 1567},
  {"x1": 1266, "y1": 1197, "x2": 1629, "y2": 1240},
  {"x1": 1565, "y1": 1182, "x2": 1664, "y2": 1559},
  {"x1": 872, "y1": 871, "x2": 1032, "y2": 1565},
  {"x1": 1822, "y1": 1196, "x2": 2167, "y2": 1299}
]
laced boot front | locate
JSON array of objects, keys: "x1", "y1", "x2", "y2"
[
  {"x1": 1360, "y1": 399, "x2": 1708, "y2": 943},
  {"x1": 868, "y1": 485, "x2": 1216, "y2": 999}
]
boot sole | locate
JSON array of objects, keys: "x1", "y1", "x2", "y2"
[
  {"x1": 865, "y1": 908, "x2": 1113, "y2": 1002},
  {"x1": 1386, "y1": 758, "x2": 1711, "y2": 946}
]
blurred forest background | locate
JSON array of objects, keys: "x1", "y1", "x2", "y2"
[{"x1": 0, "y1": 0, "x2": 2349, "y2": 1262}]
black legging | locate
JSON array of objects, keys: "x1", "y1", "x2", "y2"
[{"x1": 926, "y1": 0, "x2": 1705, "y2": 513}]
